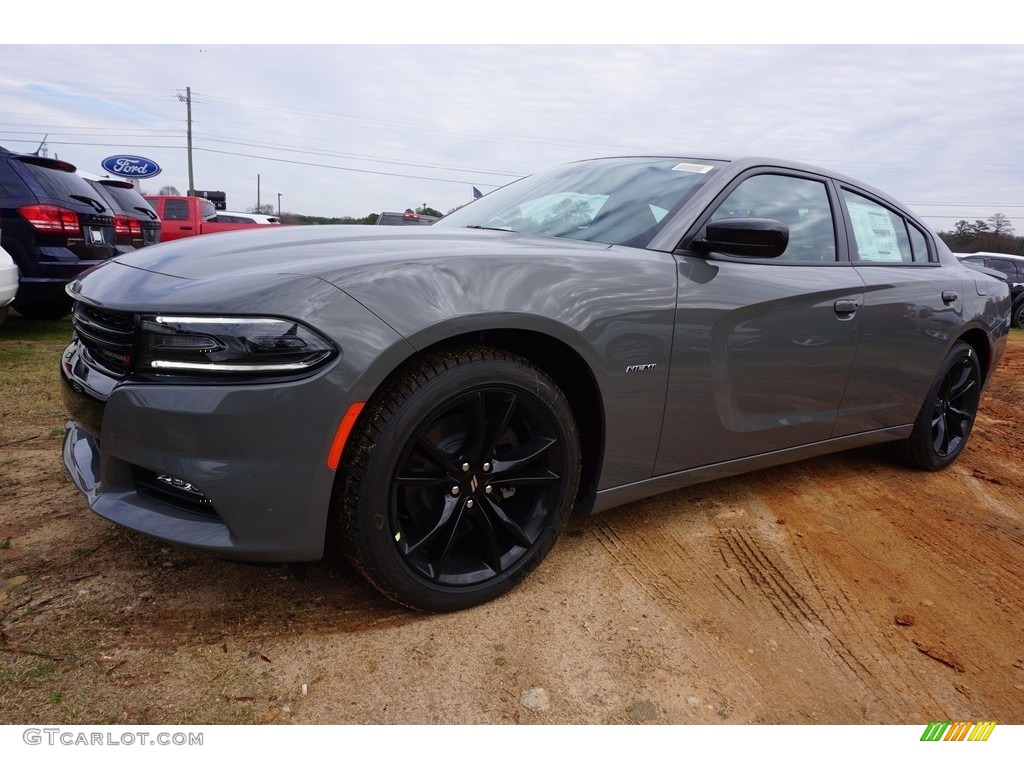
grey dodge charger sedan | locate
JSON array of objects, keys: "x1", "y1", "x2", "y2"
[{"x1": 61, "y1": 155, "x2": 1011, "y2": 611}]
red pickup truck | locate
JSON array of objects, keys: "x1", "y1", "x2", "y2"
[{"x1": 144, "y1": 196, "x2": 277, "y2": 242}]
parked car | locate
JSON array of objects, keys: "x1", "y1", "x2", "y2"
[
  {"x1": 956, "y1": 252, "x2": 1024, "y2": 328},
  {"x1": 0, "y1": 147, "x2": 117, "y2": 318},
  {"x1": 80, "y1": 174, "x2": 161, "y2": 254},
  {"x1": 0, "y1": 232, "x2": 17, "y2": 326},
  {"x1": 214, "y1": 211, "x2": 281, "y2": 225},
  {"x1": 61, "y1": 155, "x2": 1010, "y2": 612},
  {"x1": 376, "y1": 211, "x2": 438, "y2": 225},
  {"x1": 143, "y1": 196, "x2": 272, "y2": 241}
]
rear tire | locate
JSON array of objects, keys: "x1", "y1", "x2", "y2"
[
  {"x1": 12, "y1": 294, "x2": 72, "y2": 320},
  {"x1": 337, "y1": 346, "x2": 581, "y2": 612},
  {"x1": 889, "y1": 341, "x2": 982, "y2": 470}
]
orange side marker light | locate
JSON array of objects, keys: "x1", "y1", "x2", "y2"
[{"x1": 327, "y1": 402, "x2": 365, "y2": 470}]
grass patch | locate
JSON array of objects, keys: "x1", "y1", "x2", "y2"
[
  {"x1": 0, "y1": 311, "x2": 73, "y2": 343},
  {"x1": 0, "y1": 314, "x2": 72, "y2": 441}
]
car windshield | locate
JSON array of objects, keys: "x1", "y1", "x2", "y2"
[{"x1": 436, "y1": 157, "x2": 722, "y2": 247}]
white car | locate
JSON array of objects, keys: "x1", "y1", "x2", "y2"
[
  {"x1": 0, "y1": 233, "x2": 18, "y2": 326},
  {"x1": 213, "y1": 210, "x2": 281, "y2": 225}
]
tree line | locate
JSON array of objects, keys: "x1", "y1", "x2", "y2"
[{"x1": 937, "y1": 212, "x2": 1023, "y2": 255}]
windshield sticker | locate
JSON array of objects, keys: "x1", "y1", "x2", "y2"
[{"x1": 672, "y1": 163, "x2": 714, "y2": 174}]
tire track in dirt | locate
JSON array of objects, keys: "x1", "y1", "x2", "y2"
[
  {"x1": 714, "y1": 525, "x2": 876, "y2": 686},
  {"x1": 784, "y1": 531, "x2": 952, "y2": 714},
  {"x1": 590, "y1": 467, "x2": 969, "y2": 719}
]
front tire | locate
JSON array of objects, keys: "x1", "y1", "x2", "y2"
[
  {"x1": 338, "y1": 346, "x2": 581, "y2": 612},
  {"x1": 889, "y1": 341, "x2": 982, "y2": 470}
]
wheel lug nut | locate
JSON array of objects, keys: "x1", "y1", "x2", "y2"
[
  {"x1": 462, "y1": 462, "x2": 471, "y2": 472},
  {"x1": 466, "y1": 499, "x2": 475, "y2": 509},
  {"x1": 484, "y1": 485, "x2": 493, "y2": 495},
  {"x1": 482, "y1": 462, "x2": 492, "y2": 472},
  {"x1": 451, "y1": 486, "x2": 460, "y2": 496}
]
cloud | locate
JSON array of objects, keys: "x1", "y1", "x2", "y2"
[{"x1": 1, "y1": 44, "x2": 1021, "y2": 230}]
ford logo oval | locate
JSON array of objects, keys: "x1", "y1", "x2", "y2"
[{"x1": 101, "y1": 155, "x2": 162, "y2": 179}]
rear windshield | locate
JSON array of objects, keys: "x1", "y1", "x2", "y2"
[
  {"x1": 17, "y1": 157, "x2": 106, "y2": 203},
  {"x1": 100, "y1": 183, "x2": 156, "y2": 217},
  {"x1": 200, "y1": 199, "x2": 218, "y2": 221}
]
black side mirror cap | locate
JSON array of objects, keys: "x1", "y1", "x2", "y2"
[{"x1": 693, "y1": 217, "x2": 789, "y2": 258}]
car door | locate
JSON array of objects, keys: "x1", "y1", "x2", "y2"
[
  {"x1": 831, "y1": 187, "x2": 967, "y2": 435},
  {"x1": 146, "y1": 197, "x2": 192, "y2": 241},
  {"x1": 655, "y1": 171, "x2": 865, "y2": 474}
]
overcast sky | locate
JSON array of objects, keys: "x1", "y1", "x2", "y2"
[{"x1": 2, "y1": 16, "x2": 1022, "y2": 233}]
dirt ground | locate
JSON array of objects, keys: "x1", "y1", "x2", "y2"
[{"x1": 1, "y1": 329, "x2": 1022, "y2": 725}]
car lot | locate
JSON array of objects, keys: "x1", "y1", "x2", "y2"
[{"x1": 2, "y1": 314, "x2": 1022, "y2": 724}]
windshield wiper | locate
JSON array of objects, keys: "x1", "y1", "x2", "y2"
[{"x1": 69, "y1": 194, "x2": 107, "y2": 214}]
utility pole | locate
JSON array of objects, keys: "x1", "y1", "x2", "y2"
[
  {"x1": 257, "y1": 174, "x2": 261, "y2": 211},
  {"x1": 277, "y1": 193, "x2": 282, "y2": 217},
  {"x1": 178, "y1": 87, "x2": 195, "y2": 196}
]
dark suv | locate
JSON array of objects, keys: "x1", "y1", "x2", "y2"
[
  {"x1": 83, "y1": 176, "x2": 161, "y2": 254},
  {"x1": 958, "y1": 252, "x2": 1024, "y2": 328},
  {"x1": 0, "y1": 147, "x2": 117, "y2": 318}
]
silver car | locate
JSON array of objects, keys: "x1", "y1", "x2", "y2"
[{"x1": 60, "y1": 155, "x2": 1011, "y2": 611}]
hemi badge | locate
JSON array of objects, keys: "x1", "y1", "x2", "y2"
[{"x1": 625, "y1": 363, "x2": 657, "y2": 373}]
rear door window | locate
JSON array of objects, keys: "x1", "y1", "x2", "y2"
[
  {"x1": 842, "y1": 190, "x2": 918, "y2": 263},
  {"x1": 988, "y1": 258, "x2": 1022, "y2": 280},
  {"x1": 163, "y1": 200, "x2": 190, "y2": 221}
]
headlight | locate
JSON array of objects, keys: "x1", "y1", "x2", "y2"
[{"x1": 135, "y1": 315, "x2": 337, "y2": 377}]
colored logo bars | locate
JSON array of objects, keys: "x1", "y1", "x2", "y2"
[{"x1": 921, "y1": 721, "x2": 997, "y2": 741}]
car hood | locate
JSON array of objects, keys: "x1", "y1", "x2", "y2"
[{"x1": 108, "y1": 225, "x2": 607, "y2": 282}]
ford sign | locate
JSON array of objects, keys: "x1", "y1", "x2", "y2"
[{"x1": 101, "y1": 155, "x2": 162, "y2": 179}]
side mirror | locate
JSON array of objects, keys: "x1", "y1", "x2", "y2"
[{"x1": 694, "y1": 218, "x2": 789, "y2": 258}]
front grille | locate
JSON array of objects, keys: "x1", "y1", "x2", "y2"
[{"x1": 72, "y1": 303, "x2": 136, "y2": 377}]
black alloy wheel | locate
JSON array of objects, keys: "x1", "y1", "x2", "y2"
[
  {"x1": 890, "y1": 341, "x2": 982, "y2": 471},
  {"x1": 928, "y1": 349, "x2": 980, "y2": 461},
  {"x1": 338, "y1": 346, "x2": 580, "y2": 611}
]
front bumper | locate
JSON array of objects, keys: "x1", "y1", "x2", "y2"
[{"x1": 60, "y1": 339, "x2": 347, "y2": 562}]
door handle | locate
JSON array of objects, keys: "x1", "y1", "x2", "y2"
[
  {"x1": 834, "y1": 299, "x2": 860, "y2": 315},
  {"x1": 942, "y1": 290, "x2": 958, "y2": 304}
]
